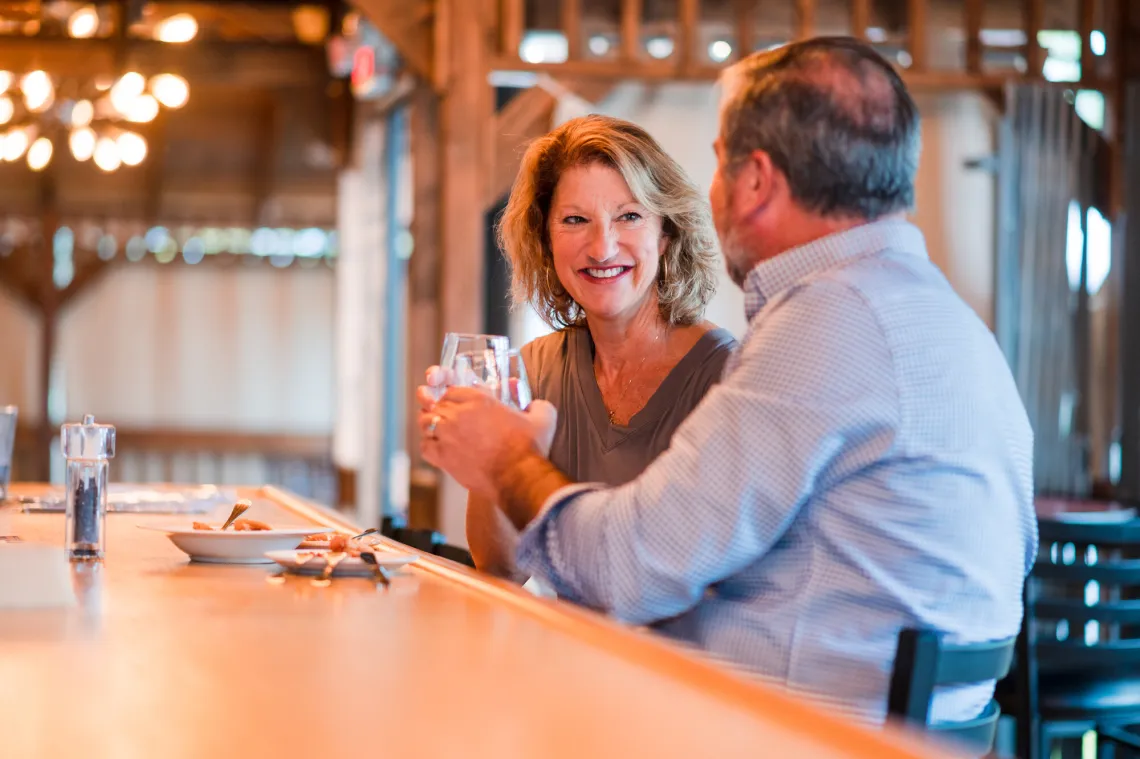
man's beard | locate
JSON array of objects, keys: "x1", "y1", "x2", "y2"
[{"x1": 719, "y1": 223, "x2": 751, "y2": 288}]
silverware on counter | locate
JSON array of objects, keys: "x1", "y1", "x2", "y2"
[
  {"x1": 359, "y1": 550, "x2": 391, "y2": 588},
  {"x1": 352, "y1": 527, "x2": 379, "y2": 540}
]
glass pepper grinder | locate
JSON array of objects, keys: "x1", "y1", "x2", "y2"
[{"x1": 61, "y1": 414, "x2": 116, "y2": 561}]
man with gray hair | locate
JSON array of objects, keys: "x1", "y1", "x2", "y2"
[{"x1": 419, "y1": 37, "x2": 1036, "y2": 723}]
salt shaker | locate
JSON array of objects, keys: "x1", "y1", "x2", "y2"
[{"x1": 61, "y1": 414, "x2": 116, "y2": 561}]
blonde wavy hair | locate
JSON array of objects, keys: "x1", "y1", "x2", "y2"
[{"x1": 498, "y1": 114, "x2": 719, "y2": 329}]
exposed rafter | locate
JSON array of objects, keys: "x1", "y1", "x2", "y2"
[
  {"x1": 486, "y1": 84, "x2": 557, "y2": 207},
  {"x1": 350, "y1": 0, "x2": 435, "y2": 85},
  {"x1": 0, "y1": 37, "x2": 329, "y2": 88}
]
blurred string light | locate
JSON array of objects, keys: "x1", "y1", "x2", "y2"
[
  {"x1": 21, "y1": 70, "x2": 53, "y2": 112},
  {"x1": 0, "y1": 67, "x2": 189, "y2": 171},
  {"x1": 93, "y1": 136, "x2": 120, "y2": 172},
  {"x1": 646, "y1": 36, "x2": 674, "y2": 59},
  {"x1": 117, "y1": 131, "x2": 147, "y2": 166},
  {"x1": 708, "y1": 40, "x2": 733, "y2": 63},
  {"x1": 27, "y1": 136, "x2": 52, "y2": 171},
  {"x1": 155, "y1": 13, "x2": 198, "y2": 43},
  {"x1": 67, "y1": 5, "x2": 100, "y2": 39},
  {"x1": 69, "y1": 127, "x2": 96, "y2": 161},
  {"x1": 519, "y1": 31, "x2": 568, "y2": 64},
  {"x1": 0, "y1": 219, "x2": 338, "y2": 266}
]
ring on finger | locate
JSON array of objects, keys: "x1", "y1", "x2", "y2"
[{"x1": 427, "y1": 414, "x2": 442, "y2": 438}]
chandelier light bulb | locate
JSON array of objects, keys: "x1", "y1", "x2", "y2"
[
  {"x1": 117, "y1": 131, "x2": 147, "y2": 166},
  {"x1": 155, "y1": 13, "x2": 198, "y2": 43},
  {"x1": 3, "y1": 128, "x2": 29, "y2": 162},
  {"x1": 150, "y1": 74, "x2": 189, "y2": 109},
  {"x1": 0, "y1": 96, "x2": 12, "y2": 125},
  {"x1": 93, "y1": 136, "x2": 121, "y2": 172},
  {"x1": 125, "y1": 93, "x2": 159, "y2": 123},
  {"x1": 27, "y1": 136, "x2": 52, "y2": 171},
  {"x1": 69, "y1": 127, "x2": 96, "y2": 161},
  {"x1": 21, "y1": 70, "x2": 53, "y2": 112},
  {"x1": 68, "y1": 6, "x2": 100, "y2": 39},
  {"x1": 0, "y1": 71, "x2": 12, "y2": 94},
  {"x1": 71, "y1": 99, "x2": 94, "y2": 127},
  {"x1": 110, "y1": 71, "x2": 145, "y2": 115}
]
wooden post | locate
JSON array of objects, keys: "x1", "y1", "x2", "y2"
[
  {"x1": 964, "y1": 0, "x2": 983, "y2": 74},
  {"x1": 501, "y1": 0, "x2": 524, "y2": 58},
  {"x1": 621, "y1": 0, "x2": 641, "y2": 63},
  {"x1": 1024, "y1": 0, "x2": 1044, "y2": 78},
  {"x1": 436, "y1": 0, "x2": 494, "y2": 539},
  {"x1": 562, "y1": 0, "x2": 582, "y2": 62},
  {"x1": 907, "y1": 0, "x2": 927, "y2": 70},
  {"x1": 406, "y1": 86, "x2": 441, "y2": 477},
  {"x1": 734, "y1": 0, "x2": 754, "y2": 60},
  {"x1": 678, "y1": 0, "x2": 699, "y2": 73},
  {"x1": 439, "y1": 0, "x2": 492, "y2": 337},
  {"x1": 1078, "y1": 0, "x2": 1096, "y2": 85},
  {"x1": 850, "y1": 0, "x2": 870, "y2": 40},
  {"x1": 795, "y1": 0, "x2": 815, "y2": 40},
  {"x1": 251, "y1": 94, "x2": 280, "y2": 224},
  {"x1": 34, "y1": 176, "x2": 59, "y2": 482}
]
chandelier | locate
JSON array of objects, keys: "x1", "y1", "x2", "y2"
[{"x1": 0, "y1": 68, "x2": 189, "y2": 172}]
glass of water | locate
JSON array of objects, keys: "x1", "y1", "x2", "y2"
[
  {"x1": 438, "y1": 333, "x2": 510, "y2": 400},
  {"x1": 0, "y1": 406, "x2": 16, "y2": 502},
  {"x1": 507, "y1": 350, "x2": 532, "y2": 410},
  {"x1": 452, "y1": 351, "x2": 511, "y2": 403}
]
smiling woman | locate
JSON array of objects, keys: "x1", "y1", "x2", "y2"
[{"x1": 465, "y1": 115, "x2": 737, "y2": 582}]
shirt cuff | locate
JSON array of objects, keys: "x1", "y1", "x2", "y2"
[{"x1": 516, "y1": 482, "x2": 603, "y2": 599}]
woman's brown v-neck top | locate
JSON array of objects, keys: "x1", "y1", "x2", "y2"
[{"x1": 520, "y1": 326, "x2": 738, "y2": 486}]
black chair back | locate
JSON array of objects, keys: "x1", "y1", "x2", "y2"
[
  {"x1": 1031, "y1": 519, "x2": 1140, "y2": 676},
  {"x1": 888, "y1": 628, "x2": 1016, "y2": 755},
  {"x1": 1008, "y1": 517, "x2": 1140, "y2": 758},
  {"x1": 388, "y1": 526, "x2": 444, "y2": 553},
  {"x1": 434, "y1": 543, "x2": 476, "y2": 568}
]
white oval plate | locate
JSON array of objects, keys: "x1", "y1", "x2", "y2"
[
  {"x1": 138, "y1": 524, "x2": 318, "y2": 564},
  {"x1": 265, "y1": 549, "x2": 418, "y2": 577}
]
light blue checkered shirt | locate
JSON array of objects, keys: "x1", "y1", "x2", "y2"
[{"x1": 517, "y1": 218, "x2": 1037, "y2": 723}]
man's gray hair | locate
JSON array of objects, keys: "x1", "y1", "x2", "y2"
[{"x1": 719, "y1": 36, "x2": 921, "y2": 220}]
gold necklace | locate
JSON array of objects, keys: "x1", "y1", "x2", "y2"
[{"x1": 599, "y1": 330, "x2": 665, "y2": 426}]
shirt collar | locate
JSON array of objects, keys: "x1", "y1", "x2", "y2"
[{"x1": 742, "y1": 218, "x2": 929, "y2": 321}]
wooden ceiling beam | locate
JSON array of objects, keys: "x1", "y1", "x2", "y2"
[
  {"x1": 351, "y1": 0, "x2": 435, "y2": 85},
  {"x1": 0, "y1": 248, "x2": 42, "y2": 310},
  {"x1": 57, "y1": 254, "x2": 113, "y2": 308},
  {"x1": 488, "y1": 56, "x2": 1026, "y2": 92},
  {"x1": 0, "y1": 37, "x2": 328, "y2": 87}
]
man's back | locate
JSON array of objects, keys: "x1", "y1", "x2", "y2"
[{"x1": 653, "y1": 220, "x2": 1037, "y2": 721}]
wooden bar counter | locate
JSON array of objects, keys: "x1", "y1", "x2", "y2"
[{"x1": 0, "y1": 483, "x2": 956, "y2": 759}]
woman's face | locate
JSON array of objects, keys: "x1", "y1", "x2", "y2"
[{"x1": 548, "y1": 163, "x2": 667, "y2": 325}]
